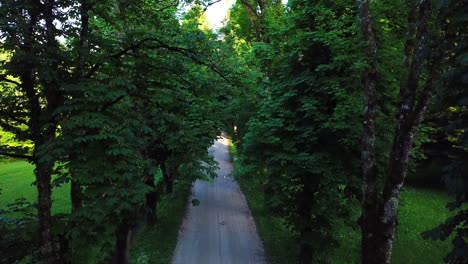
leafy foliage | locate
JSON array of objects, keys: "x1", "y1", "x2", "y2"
[
  {"x1": 1, "y1": 0, "x2": 234, "y2": 262},
  {"x1": 421, "y1": 1, "x2": 468, "y2": 262}
]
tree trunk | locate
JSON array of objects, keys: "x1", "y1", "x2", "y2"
[
  {"x1": 69, "y1": 0, "x2": 89, "y2": 215},
  {"x1": 240, "y1": 0, "x2": 263, "y2": 42},
  {"x1": 162, "y1": 161, "x2": 174, "y2": 194},
  {"x1": 71, "y1": 178, "x2": 82, "y2": 212},
  {"x1": 299, "y1": 235, "x2": 313, "y2": 264},
  {"x1": 21, "y1": 7, "x2": 57, "y2": 259},
  {"x1": 355, "y1": 1, "x2": 379, "y2": 263},
  {"x1": 111, "y1": 223, "x2": 133, "y2": 264},
  {"x1": 356, "y1": 0, "x2": 434, "y2": 263},
  {"x1": 57, "y1": 233, "x2": 71, "y2": 264},
  {"x1": 144, "y1": 177, "x2": 161, "y2": 226},
  {"x1": 77, "y1": 0, "x2": 90, "y2": 79},
  {"x1": 36, "y1": 162, "x2": 55, "y2": 263}
]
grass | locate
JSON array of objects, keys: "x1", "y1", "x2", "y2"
[
  {"x1": 227, "y1": 140, "x2": 299, "y2": 263},
  {"x1": 129, "y1": 181, "x2": 192, "y2": 264},
  {"x1": 0, "y1": 159, "x2": 191, "y2": 264},
  {"x1": 0, "y1": 159, "x2": 70, "y2": 215},
  {"x1": 235, "y1": 172, "x2": 299, "y2": 263},
  {"x1": 2, "y1": 147, "x2": 458, "y2": 264},
  {"x1": 392, "y1": 188, "x2": 457, "y2": 264},
  {"x1": 227, "y1": 140, "x2": 459, "y2": 264},
  {"x1": 330, "y1": 188, "x2": 457, "y2": 264}
]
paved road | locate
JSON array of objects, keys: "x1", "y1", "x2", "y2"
[{"x1": 171, "y1": 136, "x2": 266, "y2": 264}]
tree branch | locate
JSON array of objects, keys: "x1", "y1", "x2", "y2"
[
  {"x1": 0, "y1": 109, "x2": 29, "y2": 126},
  {"x1": 0, "y1": 74, "x2": 22, "y2": 87},
  {"x1": 85, "y1": 38, "x2": 155, "y2": 78},
  {"x1": 147, "y1": 39, "x2": 231, "y2": 83},
  {"x1": 240, "y1": 0, "x2": 260, "y2": 18},
  {"x1": 157, "y1": 0, "x2": 179, "y2": 12},
  {"x1": 100, "y1": 94, "x2": 126, "y2": 112},
  {"x1": 203, "y1": 0, "x2": 222, "y2": 11},
  {"x1": 0, "y1": 151, "x2": 32, "y2": 160},
  {"x1": 0, "y1": 119, "x2": 27, "y2": 136}
]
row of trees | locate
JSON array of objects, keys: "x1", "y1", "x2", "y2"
[
  {"x1": 0, "y1": 0, "x2": 234, "y2": 263},
  {"x1": 1, "y1": 0, "x2": 466, "y2": 263},
  {"x1": 224, "y1": 0, "x2": 467, "y2": 263}
]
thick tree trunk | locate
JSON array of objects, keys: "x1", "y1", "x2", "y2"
[
  {"x1": 165, "y1": 174, "x2": 173, "y2": 194},
  {"x1": 298, "y1": 176, "x2": 315, "y2": 264},
  {"x1": 77, "y1": 0, "x2": 90, "y2": 79},
  {"x1": 111, "y1": 223, "x2": 133, "y2": 264},
  {"x1": 71, "y1": 178, "x2": 82, "y2": 212},
  {"x1": 144, "y1": 177, "x2": 162, "y2": 226},
  {"x1": 372, "y1": 85, "x2": 433, "y2": 263},
  {"x1": 21, "y1": 7, "x2": 57, "y2": 259},
  {"x1": 162, "y1": 161, "x2": 174, "y2": 194},
  {"x1": 69, "y1": 0, "x2": 89, "y2": 215},
  {"x1": 357, "y1": 1, "x2": 434, "y2": 263},
  {"x1": 57, "y1": 233, "x2": 71, "y2": 264},
  {"x1": 240, "y1": 0, "x2": 263, "y2": 42},
  {"x1": 36, "y1": 163, "x2": 55, "y2": 263},
  {"x1": 299, "y1": 232, "x2": 313, "y2": 264},
  {"x1": 355, "y1": 1, "x2": 379, "y2": 263}
]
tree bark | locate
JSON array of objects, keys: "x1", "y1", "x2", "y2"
[
  {"x1": 18, "y1": 2, "x2": 57, "y2": 262},
  {"x1": 36, "y1": 161, "x2": 55, "y2": 263},
  {"x1": 69, "y1": 0, "x2": 90, "y2": 215},
  {"x1": 111, "y1": 223, "x2": 133, "y2": 264},
  {"x1": 144, "y1": 176, "x2": 162, "y2": 225},
  {"x1": 374, "y1": 79, "x2": 434, "y2": 264},
  {"x1": 299, "y1": 230, "x2": 313, "y2": 264},
  {"x1": 357, "y1": 0, "x2": 434, "y2": 263},
  {"x1": 355, "y1": 1, "x2": 379, "y2": 263},
  {"x1": 77, "y1": 0, "x2": 90, "y2": 80},
  {"x1": 162, "y1": 159, "x2": 174, "y2": 194},
  {"x1": 240, "y1": 0, "x2": 263, "y2": 42},
  {"x1": 71, "y1": 177, "x2": 83, "y2": 212}
]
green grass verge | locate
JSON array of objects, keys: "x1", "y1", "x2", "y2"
[
  {"x1": 130, "y1": 182, "x2": 191, "y2": 264},
  {"x1": 330, "y1": 188, "x2": 457, "y2": 264},
  {"x1": 0, "y1": 160, "x2": 70, "y2": 215},
  {"x1": 2, "y1": 149, "x2": 458, "y2": 264},
  {"x1": 227, "y1": 140, "x2": 458, "y2": 264},
  {"x1": 227, "y1": 140, "x2": 298, "y2": 264},
  {"x1": 0, "y1": 160, "x2": 191, "y2": 264}
]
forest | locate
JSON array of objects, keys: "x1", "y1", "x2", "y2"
[{"x1": 0, "y1": 0, "x2": 467, "y2": 263}]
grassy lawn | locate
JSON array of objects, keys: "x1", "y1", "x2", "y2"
[
  {"x1": 228, "y1": 141, "x2": 458, "y2": 264},
  {"x1": 0, "y1": 159, "x2": 191, "y2": 264},
  {"x1": 2, "y1": 149, "x2": 458, "y2": 264},
  {"x1": 0, "y1": 160, "x2": 70, "y2": 215},
  {"x1": 330, "y1": 188, "x2": 456, "y2": 264}
]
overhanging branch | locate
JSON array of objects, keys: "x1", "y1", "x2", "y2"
[
  {"x1": 0, "y1": 151, "x2": 32, "y2": 160},
  {"x1": 0, "y1": 74, "x2": 22, "y2": 87}
]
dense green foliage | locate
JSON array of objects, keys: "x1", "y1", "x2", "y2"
[
  {"x1": 229, "y1": 140, "x2": 457, "y2": 264},
  {"x1": 224, "y1": 0, "x2": 468, "y2": 263},
  {"x1": 0, "y1": 0, "x2": 233, "y2": 262},
  {"x1": 129, "y1": 179, "x2": 192, "y2": 264},
  {"x1": 421, "y1": 1, "x2": 468, "y2": 262},
  {"x1": 1, "y1": 0, "x2": 467, "y2": 263}
]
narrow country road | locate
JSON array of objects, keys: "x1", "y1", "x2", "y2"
[{"x1": 171, "y1": 136, "x2": 266, "y2": 264}]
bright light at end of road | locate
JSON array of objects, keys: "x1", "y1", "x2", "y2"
[{"x1": 205, "y1": 0, "x2": 288, "y2": 30}]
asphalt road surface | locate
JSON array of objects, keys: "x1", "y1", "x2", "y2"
[{"x1": 171, "y1": 136, "x2": 266, "y2": 264}]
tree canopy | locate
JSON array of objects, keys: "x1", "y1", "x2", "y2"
[{"x1": 1, "y1": 0, "x2": 467, "y2": 263}]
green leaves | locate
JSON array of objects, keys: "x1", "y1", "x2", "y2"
[
  {"x1": 191, "y1": 199, "x2": 200, "y2": 207},
  {"x1": 224, "y1": 1, "x2": 366, "y2": 262}
]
